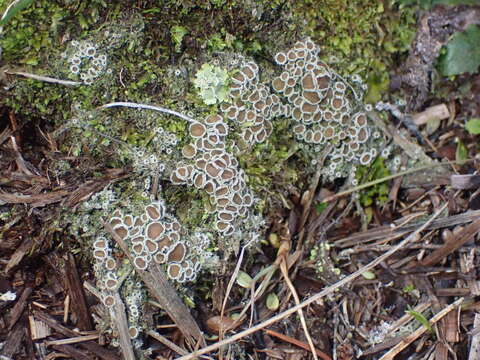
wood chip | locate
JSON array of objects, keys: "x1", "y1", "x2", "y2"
[
  {"x1": 412, "y1": 104, "x2": 450, "y2": 125},
  {"x1": 45, "y1": 334, "x2": 100, "y2": 346},
  {"x1": 65, "y1": 254, "x2": 93, "y2": 330},
  {"x1": 34, "y1": 311, "x2": 120, "y2": 360},
  {"x1": 451, "y1": 174, "x2": 480, "y2": 190},
  {"x1": 29, "y1": 315, "x2": 52, "y2": 340}
]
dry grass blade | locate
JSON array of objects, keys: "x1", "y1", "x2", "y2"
[
  {"x1": 176, "y1": 202, "x2": 449, "y2": 360},
  {"x1": 279, "y1": 257, "x2": 318, "y2": 360},
  {"x1": 264, "y1": 329, "x2": 332, "y2": 360}
]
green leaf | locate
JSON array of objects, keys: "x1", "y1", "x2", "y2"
[
  {"x1": 170, "y1": 25, "x2": 188, "y2": 52},
  {"x1": 0, "y1": 0, "x2": 35, "y2": 26},
  {"x1": 266, "y1": 293, "x2": 280, "y2": 311},
  {"x1": 314, "y1": 202, "x2": 327, "y2": 214},
  {"x1": 361, "y1": 270, "x2": 376, "y2": 280},
  {"x1": 456, "y1": 139, "x2": 468, "y2": 164},
  {"x1": 438, "y1": 25, "x2": 480, "y2": 76},
  {"x1": 406, "y1": 309, "x2": 434, "y2": 334},
  {"x1": 465, "y1": 118, "x2": 480, "y2": 135},
  {"x1": 236, "y1": 271, "x2": 253, "y2": 289}
]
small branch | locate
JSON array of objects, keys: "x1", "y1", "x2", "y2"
[
  {"x1": 147, "y1": 330, "x2": 188, "y2": 356},
  {"x1": 264, "y1": 329, "x2": 331, "y2": 360},
  {"x1": 5, "y1": 70, "x2": 81, "y2": 86},
  {"x1": 100, "y1": 102, "x2": 196, "y2": 123},
  {"x1": 111, "y1": 292, "x2": 136, "y2": 360},
  {"x1": 45, "y1": 334, "x2": 100, "y2": 347}
]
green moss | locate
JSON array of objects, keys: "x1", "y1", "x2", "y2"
[{"x1": 356, "y1": 156, "x2": 390, "y2": 207}]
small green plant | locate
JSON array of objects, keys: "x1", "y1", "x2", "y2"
[
  {"x1": 356, "y1": 156, "x2": 390, "y2": 207},
  {"x1": 406, "y1": 308, "x2": 434, "y2": 334},
  {"x1": 170, "y1": 25, "x2": 188, "y2": 52},
  {"x1": 465, "y1": 118, "x2": 480, "y2": 135}
]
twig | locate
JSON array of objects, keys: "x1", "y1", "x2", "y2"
[
  {"x1": 100, "y1": 102, "x2": 196, "y2": 123},
  {"x1": 147, "y1": 330, "x2": 188, "y2": 356},
  {"x1": 34, "y1": 311, "x2": 120, "y2": 360},
  {"x1": 323, "y1": 161, "x2": 467, "y2": 203},
  {"x1": 111, "y1": 292, "x2": 135, "y2": 360},
  {"x1": 5, "y1": 70, "x2": 81, "y2": 86},
  {"x1": 176, "y1": 202, "x2": 449, "y2": 360},
  {"x1": 468, "y1": 313, "x2": 480, "y2": 360},
  {"x1": 264, "y1": 329, "x2": 332, "y2": 360},
  {"x1": 379, "y1": 297, "x2": 464, "y2": 360},
  {"x1": 45, "y1": 334, "x2": 100, "y2": 346}
]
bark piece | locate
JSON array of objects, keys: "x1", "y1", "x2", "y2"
[
  {"x1": 65, "y1": 253, "x2": 93, "y2": 330},
  {"x1": 34, "y1": 311, "x2": 120, "y2": 360}
]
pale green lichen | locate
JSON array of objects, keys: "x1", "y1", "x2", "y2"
[{"x1": 193, "y1": 63, "x2": 229, "y2": 105}]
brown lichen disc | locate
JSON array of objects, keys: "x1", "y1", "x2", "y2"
[
  {"x1": 132, "y1": 242, "x2": 144, "y2": 255},
  {"x1": 218, "y1": 212, "x2": 234, "y2": 222},
  {"x1": 146, "y1": 205, "x2": 161, "y2": 220},
  {"x1": 146, "y1": 222, "x2": 165, "y2": 240},
  {"x1": 356, "y1": 127, "x2": 369, "y2": 143},
  {"x1": 104, "y1": 295, "x2": 115, "y2": 307},
  {"x1": 206, "y1": 163, "x2": 221, "y2": 178},
  {"x1": 189, "y1": 122, "x2": 206, "y2": 138},
  {"x1": 355, "y1": 113, "x2": 367, "y2": 127},
  {"x1": 134, "y1": 256, "x2": 147, "y2": 270},
  {"x1": 154, "y1": 252, "x2": 166, "y2": 264},
  {"x1": 275, "y1": 52, "x2": 287, "y2": 65},
  {"x1": 316, "y1": 75, "x2": 330, "y2": 90},
  {"x1": 301, "y1": 73, "x2": 316, "y2": 91},
  {"x1": 168, "y1": 243, "x2": 187, "y2": 262},
  {"x1": 94, "y1": 239, "x2": 107, "y2": 249},
  {"x1": 232, "y1": 71, "x2": 245, "y2": 84},
  {"x1": 215, "y1": 123, "x2": 228, "y2": 136},
  {"x1": 323, "y1": 126, "x2": 335, "y2": 139},
  {"x1": 105, "y1": 258, "x2": 116, "y2": 271},
  {"x1": 216, "y1": 221, "x2": 229, "y2": 231},
  {"x1": 128, "y1": 327, "x2": 139, "y2": 339},
  {"x1": 123, "y1": 215, "x2": 134, "y2": 227},
  {"x1": 94, "y1": 249, "x2": 107, "y2": 259},
  {"x1": 332, "y1": 97, "x2": 343, "y2": 110},
  {"x1": 106, "y1": 278, "x2": 117, "y2": 289},
  {"x1": 145, "y1": 239, "x2": 158, "y2": 253},
  {"x1": 158, "y1": 236, "x2": 172, "y2": 249},
  {"x1": 242, "y1": 65, "x2": 255, "y2": 80},
  {"x1": 272, "y1": 77, "x2": 286, "y2": 92},
  {"x1": 194, "y1": 172, "x2": 206, "y2": 189},
  {"x1": 182, "y1": 144, "x2": 197, "y2": 159},
  {"x1": 303, "y1": 90, "x2": 322, "y2": 105},
  {"x1": 109, "y1": 217, "x2": 122, "y2": 228},
  {"x1": 301, "y1": 102, "x2": 318, "y2": 114},
  {"x1": 167, "y1": 263, "x2": 182, "y2": 279}
]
